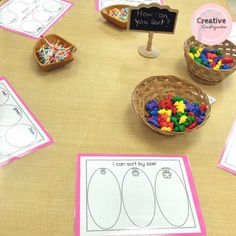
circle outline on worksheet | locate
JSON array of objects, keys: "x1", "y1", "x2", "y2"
[
  {"x1": 32, "y1": 10, "x2": 54, "y2": 22},
  {"x1": 5, "y1": 123, "x2": 38, "y2": 148},
  {"x1": 0, "y1": 12, "x2": 18, "y2": 25},
  {"x1": 20, "y1": 20, "x2": 44, "y2": 34},
  {"x1": 7, "y1": 2, "x2": 29, "y2": 14},
  {"x1": 43, "y1": 1, "x2": 64, "y2": 12},
  {"x1": 0, "y1": 104, "x2": 23, "y2": 127}
]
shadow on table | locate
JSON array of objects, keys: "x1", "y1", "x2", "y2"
[{"x1": 32, "y1": 55, "x2": 80, "y2": 82}]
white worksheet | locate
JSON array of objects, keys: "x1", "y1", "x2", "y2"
[
  {"x1": 207, "y1": 95, "x2": 216, "y2": 105},
  {"x1": 228, "y1": 22, "x2": 236, "y2": 45},
  {"x1": 218, "y1": 120, "x2": 236, "y2": 175},
  {"x1": 75, "y1": 154, "x2": 206, "y2": 236},
  {"x1": 96, "y1": 0, "x2": 163, "y2": 11},
  {"x1": 0, "y1": 0, "x2": 73, "y2": 39},
  {"x1": 0, "y1": 77, "x2": 53, "y2": 167}
]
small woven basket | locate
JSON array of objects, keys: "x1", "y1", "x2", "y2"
[
  {"x1": 184, "y1": 36, "x2": 236, "y2": 85},
  {"x1": 132, "y1": 75, "x2": 211, "y2": 136}
]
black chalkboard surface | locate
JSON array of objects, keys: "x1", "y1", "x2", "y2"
[{"x1": 128, "y1": 4, "x2": 179, "y2": 33}]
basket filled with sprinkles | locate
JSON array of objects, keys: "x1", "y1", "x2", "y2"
[
  {"x1": 34, "y1": 34, "x2": 77, "y2": 71},
  {"x1": 184, "y1": 36, "x2": 236, "y2": 84},
  {"x1": 132, "y1": 75, "x2": 211, "y2": 136},
  {"x1": 100, "y1": 4, "x2": 129, "y2": 29}
]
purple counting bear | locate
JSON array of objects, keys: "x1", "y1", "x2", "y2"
[
  {"x1": 185, "y1": 103, "x2": 194, "y2": 112},
  {"x1": 145, "y1": 99, "x2": 158, "y2": 113}
]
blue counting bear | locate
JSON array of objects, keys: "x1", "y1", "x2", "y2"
[
  {"x1": 148, "y1": 118, "x2": 159, "y2": 127},
  {"x1": 145, "y1": 100, "x2": 158, "y2": 113}
]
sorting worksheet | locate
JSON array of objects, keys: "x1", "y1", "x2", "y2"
[
  {"x1": 75, "y1": 154, "x2": 206, "y2": 236},
  {"x1": 0, "y1": 0, "x2": 73, "y2": 39},
  {"x1": 0, "y1": 77, "x2": 53, "y2": 167},
  {"x1": 218, "y1": 120, "x2": 236, "y2": 175},
  {"x1": 96, "y1": 0, "x2": 163, "y2": 11}
]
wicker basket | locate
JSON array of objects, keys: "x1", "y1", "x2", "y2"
[
  {"x1": 33, "y1": 34, "x2": 77, "y2": 71},
  {"x1": 184, "y1": 36, "x2": 236, "y2": 85},
  {"x1": 132, "y1": 75, "x2": 211, "y2": 136}
]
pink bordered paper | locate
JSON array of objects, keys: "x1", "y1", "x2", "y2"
[
  {"x1": 96, "y1": 0, "x2": 164, "y2": 11},
  {"x1": 0, "y1": 76, "x2": 54, "y2": 167},
  {"x1": 218, "y1": 120, "x2": 236, "y2": 175},
  {"x1": 0, "y1": 0, "x2": 74, "y2": 40},
  {"x1": 75, "y1": 153, "x2": 206, "y2": 236}
]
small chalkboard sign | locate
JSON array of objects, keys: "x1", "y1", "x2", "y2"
[
  {"x1": 127, "y1": 3, "x2": 179, "y2": 58},
  {"x1": 128, "y1": 3, "x2": 179, "y2": 33}
]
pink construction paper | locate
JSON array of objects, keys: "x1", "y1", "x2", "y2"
[
  {"x1": 0, "y1": 76, "x2": 54, "y2": 167},
  {"x1": 218, "y1": 120, "x2": 236, "y2": 175},
  {"x1": 96, "y1": 0, "x2": 164, "y2": 11},
  {"x1": 75, "y1": 153, "x2": 206, "y2": 236},
  {"x1": 0, "y1": 0, "x2": 74, "y2": 40}
]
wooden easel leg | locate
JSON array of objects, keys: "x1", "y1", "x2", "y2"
[
  {"x1": 146, "y1": 32, "x2": 154, "y2": 52},
  {"x1": 138, "y1": 32, "x2": 158, "y2": 58}
]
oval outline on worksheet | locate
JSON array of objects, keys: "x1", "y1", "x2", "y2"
[
  {"x1": 154, "y1": 167, "x2": 190, "y2": 227},
  {"x1": 87, "y1": 168, "x2": 122, "y2": 230},
  {"x1": 121, "y1": 167, "x2": 156, "y2": 228}
]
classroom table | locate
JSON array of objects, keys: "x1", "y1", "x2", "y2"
[{"x1": 0, "y1": 0, "x2": 236, "y2": 235}]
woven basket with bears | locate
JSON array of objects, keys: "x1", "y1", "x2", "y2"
[
  {"x1": 132, "y1": 75, "x2": 211, "y2": 136},
  {"x1": 184, "y1": 36, "x2": 236, "y2": 85}
]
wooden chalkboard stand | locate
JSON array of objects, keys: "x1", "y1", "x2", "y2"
[
  {"x1": 138, "y1": 32, "x2": 158, "y2": 58},
  {"x1": 128, "y1": 3, "x2": 179, "y2": 59}
]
